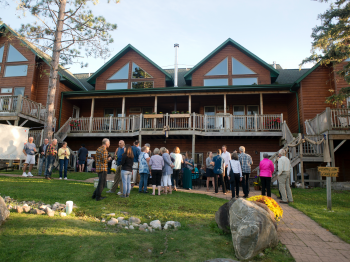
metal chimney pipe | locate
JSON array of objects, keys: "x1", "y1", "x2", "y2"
[
  {"x1": 174, "y1": 43, "x2": 179, "y2": 87},
  {"x1": 273, "y1": 61, "x2": 277, "y2": 69}
]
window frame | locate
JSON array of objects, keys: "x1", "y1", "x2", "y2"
[
  {"x1": 203, "y1": 78, "x2": 229, "y2": 86},
  {"x1": 232, "y1": 77, "x2": 258, "y2": 86},
  {"x1": 4, "y1": 65, "x2": 29, "y2": 77},
  {"x1": 231, "y1": 57, "x2": 257, "y2": 75},
  {"x1": 1, "y1": 87, "x2": 13, "y2": 94},
  {"x1": 205, "y1": 57, "x2": 228, "y2": 76},
  {"x1": 246, "y1": 105, "x2": 260, "y2": 115},
  {"x1": 132, "y1": 62, "x2": 153, "y2": 79},
  {"x1": 131, "y1": 81, "x2": 154, "y2": 89},
  {"x1": 108, "y1": 62, "x2": 129, "y2": 80},
  {"x1": 106, "y1": 82, "x2": 128, "y2": 90},
  {"x1": 232, "y1": 105, "x2": 245, "y2": 115}
]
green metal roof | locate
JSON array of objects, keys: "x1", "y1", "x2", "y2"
[
  {"x1": 62, "y1": 84, "x2": 292, "y2": 97},
  {"x1": 87, "y1": 44, "x2": 173, "y2": 85},
  {"x1": 0, "y1": 23, "x2": 87, "y2": 91},
  {"x1": 183, "y1": 38, "x2": 280, "y2": 82}
]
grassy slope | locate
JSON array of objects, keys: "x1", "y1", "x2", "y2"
[
  {"x1": 272, "y1": 188, "x2": 350, "y2": 244},
  {"x1": 0, "y1": 176, "x2": 293, "y2": 262}
]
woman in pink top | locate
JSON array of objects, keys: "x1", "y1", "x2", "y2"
[{"x1": 259, "y1": 153, "x2": 275, "y2": 197}]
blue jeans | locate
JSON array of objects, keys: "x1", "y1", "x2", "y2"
[
  {"x1": 121, "y1": 170, "x2": 132, "y2": 196},
  {"x1": 38, "y1": 157, "x2": 46, "y2": 176},
  {"x1": 59, "y1": 158, "x2": 69, "y2": 178},
  {"x1": 139, "y1": 173, "x2": 148, "y2": 192},
  {"x1": 45, "y1": 155, "x2": 56, "y2": 178}
]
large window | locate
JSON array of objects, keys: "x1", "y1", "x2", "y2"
[
  {"x1": 108, "y1": 63, "x2": 129, "y2": 80},
  {"x1": 232, "y1": 57, "x2": 256, "y2": 75},
  {"x1": 132, "y1": 81, "x2": 153, "y2": 89},
  {"x1": 132, "y1": 63, "x2": 152, "y2": 78},
  {"x1": 205, "y1": 57, "x2": 228, "y2": 76},
  {"x1": 14, "y1": 87, "x2": 25, "y2": 96},
  {"x1": 7, "y1": 44, "x2": 28, "y2": 62},
  {"x1": 4, "y1": 65, "x2": 28, "y2": 77},
  {"x1": 1, "y1": 88, "x2": 13, "y2": 94},
  {"x1": 106, "y1": 82, "x2": 128, "y2": 90},
  {"x1": 0, "y1": 45, "x2": 4, "y2": 63},
  {"x1": 204, "y1": 78, "x2": 228, "y2": 86},
  {"x1": 232, "y1": 77, "x2": 258, "y2": 85}
]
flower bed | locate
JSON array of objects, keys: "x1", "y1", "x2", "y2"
[{"x1": 247, "y1": 195, "x2": 283, "y2": 221}]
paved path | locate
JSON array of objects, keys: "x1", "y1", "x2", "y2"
[{"x1": 2, "y1": 173, "x2": 350, "y2": 261}]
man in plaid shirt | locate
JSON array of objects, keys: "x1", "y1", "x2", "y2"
[
  {"x1": 92, "y1": 138, "x2": 110, "y2": 201},
  {"x1": 238, "y1": 146, "x2": 253, "y2": 198}
]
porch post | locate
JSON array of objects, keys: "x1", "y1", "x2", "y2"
[
  {"x1": 299, "y1": 133, "x2": 305, "y2": 188},
  {"x1": 91, "y1": 98, "x2": 95, "y2": 118},
  {"x1": 154, "y1": 96, "x2": 157, "y2": 128},
  {"x1": 122, "y1": 97, "x2": 125, "y2": 131},
  {"x1": 192, "y1": 134, "x2": 195, "y2": 163},
  {"x1": 224, "y1": 94, "x2": 227, "y2": 114},
  {"x1": 260, "y1": 93, "x2": 263, "y2": 114},
  {"x1": 188, "y1": 95, "x2": 191, "y2": 113},
  {"x1": 139, "y1": 134, "x2": 142, "y2": 147}
]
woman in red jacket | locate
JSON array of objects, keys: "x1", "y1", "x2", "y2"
[{"x1": 259, "y1": 153, "x2": 275, "y2": 197}]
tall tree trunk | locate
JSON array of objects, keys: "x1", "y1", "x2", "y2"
[{"x1": 44, "y1": 0, "x2": 67, "y2": 142}]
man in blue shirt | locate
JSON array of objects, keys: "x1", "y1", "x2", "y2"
[
  {"x1": 131, "y1": 140, "x2": 141, "y2": 185},
  {"x1": 212, "y1": 149, "x2": 226, "y2": 194},
  {"x1": 107, "y1": 140, "x2": 124, "y2": 195}
]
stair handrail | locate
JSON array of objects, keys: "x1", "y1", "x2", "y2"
[{"x1": 55, "y1": 117, "x2": 71, "y2": 142}]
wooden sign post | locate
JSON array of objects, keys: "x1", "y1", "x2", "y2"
[{"x1": 318, "y1": 167, "x2": 339, "y2": 210}]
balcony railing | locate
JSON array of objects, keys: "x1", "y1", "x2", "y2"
[
  {"x1": 305, "y1": 107, "x2": 350, "y2": 135},
  {"x1": 60, "y1": 113, "x2": 283, "y2": 136},
  {"x1": 0, "y1": 95, "x2": 49, "y2": 122}
]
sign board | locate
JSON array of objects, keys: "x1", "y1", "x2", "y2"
[
  {"x1": 318, "y1": 167, "x2": 339, "y2": 177},
  {"x1": 0, "y1": 124, "x2": 29, "y2": 160}
]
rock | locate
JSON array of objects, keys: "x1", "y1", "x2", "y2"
[
  {"x1": 106, "y1": 213, "x2": 115, "y2": 217},
  {"x1": 119, "y1": 220, "x2": 129, "y2": 226},
  {"x1": 15, "y1": 206, "x2": 23, "y2": 214},
  {"x1": 131, "y1": 223, "x2": 140, "y2": 227},
  {"x1": 101, "y1": 219, "x2": 106, "y2": 223},
  {"x1": 107, "y1": 218, "x2": 118, "y2": 226},
  {"x1": 0, "y1": 196, "x2": 10, "y2": 225},
  {"x1": 31, "y1": 209, "x2": 45, "y2": 215},
  {"x1": 23, "y1": 206, "x2": 31, "y2": 213},
  {"x1": 39, "y1": 205, "x2": 46, "y2": 210},
  {"x1": 59, "y1": 212, "x2": 67, "y2": 217},
  {"x1": 117, "y1": 217, "x2": 124, "y2": 221},
  {"x1": 23, "y1": 203, "x2": 28, "y2": 207},
  {"x1": 125, "y1": 226, "x2": 129, "y2": 229},
  {"x1": 121, "y1": 211, "x2": 129, "y2": 215},
  {"x1": 139, "y1": 226, "x2": 146, "y2": 232},
  {"x1": 142, "y1": 223, "x2": 148, "y2": 227},
  {"x1": 129, "y1": 216, "x2": 141, "y2": 224},
  {"x1": 164, "y1": 221, "x2": 181, "y2": 230},
  {"x1": 148, "y1": 227, "x2": 153, "y2": 232},
  {"x1": 204, "y1": 259, "x2": 239, "y2": 262},
  {"x1": 215, "y1": 198, "x2": 237, "y2": 233},
  {"x1": 229, "y1": 199, "x2": 278, "y2": 260},
  {"x1": 150, "y1": 220, "x2": 162, "y2": 230},
  {"x1": 6, "y1": 205, "x2": 12, "y2": 210},
  {"x1": 129, "y1": 225, "x2": 134, "y2": 230},
  {"x1": 47, "y1": 210, "x2": 55, "y2": 217},
  {"x1": 252, "y1": 201, "x2": 277, "y2": 229}
]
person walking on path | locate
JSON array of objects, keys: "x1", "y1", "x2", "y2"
[
  {"x1": 138, "y1": 146, "x2": 150, "y2": 193},
  {"x1": 161, "y1": 147, "x2": 174, "y2": 195},
  {"x1": 259, "y1": 153, "x2": 274, "y2": 197},
  {"x1": 120, "y1": 144, "x2": 134, "y2": 198},
  {"x1": 149, "y1": 148, "x2": 164, "y2": 196},
  {"x1": 92, "y1": 138, "x2": 110, "y2": 201},
  {"x1": 205, "y1": 151, "x2": 215, "y2": 191},
  {"x1": 38, "y1": 138, "x2": 49, "y2": 176},
  {"x1": 131, "y1": 141, "x2": 141, "y2": 186},
  {"x1": 107, "y1": 140, "x2": 125, "y2": 195},
  {"x1": 213, "y1": 149, "x2": 226, "y2": 195},
  {"x1": 228, "y1": 152, "x2": 242, "y2": 198},
  {"x1": 22, "y1": 136, "x2": 36, "y2": 177},
  {"x1": 58, "y1": 142, "x2": 70, "y2": 180},
  {"x1": 221, "y1": 145, "x2": 231, "y2": 192},
  {"x1": 45, "y1": 139, "x2": 58, "y2": 180},
  {"x1": 170, "y1": 147, "x2": 182, "y2": 191},
  {"x1": 182, "y1": 151, "x2": 194, "y2": 190},
  {"x1": 238, "y1": 146, "x2": 253, "y2": 198},
  {"x1": 277, "y1": 149, "x2": 293, "y2": 204},
  {"x1": 78, "y1": 144, "x2": 88, "y2": 172}
]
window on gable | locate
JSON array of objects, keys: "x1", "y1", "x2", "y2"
[
  {"x1": 6, "y1": 44, "x2": 28, "y2": 62},
  {"x1": 4, "y1": 65, "x2": 28, "y2": 77},
  {"x1": 205, "y1": 57, "x2": 228, "y2": 76},
  {"x1": 132, "y1": 63, "x2": 152, "y2": 78},
  {"x1": 132, "y1": 82, "x2": 153, "y2": 89},
  {"x1": 108, "y1": 63, "x2": 129, "y2": 80},
  {"x1": 232, "y1": 57, "x2": 256, "y2": 75},
  {"x1": 232, "y1": 77, "x2": 258, "y2": 85},
  {"x1": 204, "y1": 78, "x2": 228, "y2": 86},
  {"x1": 106, "y1": 82, "x2": 128, "y2": 90},
  {"x1": 0, "y1": 45, "x2": 4, "y2": 63}
]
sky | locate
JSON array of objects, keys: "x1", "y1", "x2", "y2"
[{"x1": 1, "y1": 0, "x2": 331, "y2": 74}]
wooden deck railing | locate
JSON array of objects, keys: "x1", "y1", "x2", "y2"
[{"x1": 306, "y1": 107, "x2": 350, "y2": 134}]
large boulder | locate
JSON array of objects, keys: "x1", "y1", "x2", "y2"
[
  {"x1": 215, "y1": 198, "x2": 237, "y2": 233},
  {"x1": 0, "y1": 196, "x2": 10, "y2": 225},
  {"x1": 252, "y1": 201, "x2": 277, "y2": 230},
  {"x1": 229, "y1": 198, "x2": 278, "y2": 260}
]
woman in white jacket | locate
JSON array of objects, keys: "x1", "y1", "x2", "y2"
[{"x1": 228, "y1": 152, "x2": 242, "y2": 199}]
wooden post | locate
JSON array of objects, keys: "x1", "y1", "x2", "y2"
[
  {"x1": 260, "y1": 93, "x2": 263, "y2": 114},
  {"x1": 90, "y1": 98, "x2": 95, "y2": 118},
  {"x1": 254, "y1": 114, "x2": 258, "y2": 131},
  {"x1": 109, "y1": 116, "x2": 112, "y2": 133},
  {"x1": 139, "y1": 134, "x2": 142, "y2": 146},
  {"x1": 38, "y1": 103, "x2": 42, "y2": 119},
  {"x1": 329, "y1": 138, "x2": 336, "y2": 182},
  {"x1": 89, "y1": 117, "x2": 92, "y2": 133},
  {"x1": 224, "y1": 94, "x2": 227, "y2": 114},
  {"x1": 121, "y1": 97, "x2": 125, "y2": 131},
  {"x1": 188, "y1": 95, "x2": 191, "y2": 113},
  {"x1": 132, "y1": 115, "x2": 135, "y2": 132},
  {"x1": 192, "y1": 134, "x2": 195, "y2": 162},
  {"x1": 14, "y1": 94, "x2": 23, "y2": 126},
  {"x1": 139, "y1": 113, "x2": 143, "y2": 131},
  {"x1": 327, "y1": 176, "x2": 332, "y2": 210},
  {"x1": 165, "y1": 113, "x2": 169, "y2": 127},
  {"x1": 154, "y1": 96, "x2": 157, "y2": 129},
  {"x1": 326, "y1": 107, "x2": 332, "y2": 131},
  {"x1": 193, "y1": 112, "x2": 196, "y2": 131},
  {"x1": 204, "y1": 114, "x2": 207, "y2": 132},
  {"x1": 299, "y1": 133, "x2": 305, "y2": 188},
  {"x1": 316, "y1": 114, "x2": 320, "y2": 134}
]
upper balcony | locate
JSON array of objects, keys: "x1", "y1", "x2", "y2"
[{"x1": 305, "y1": 108, "x2": 350, "y2": 135}]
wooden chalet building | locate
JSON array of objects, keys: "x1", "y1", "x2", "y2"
[{"x1": 1, "y1": 23, "x2": 349, "y2": 182}]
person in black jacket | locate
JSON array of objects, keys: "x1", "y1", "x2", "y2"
[
  {"x1": 38, "y1": 138, "x2": 49, "y2": 176},
  {"x1": 120, "y1": 144, "x2": 134, "y2": 198}
]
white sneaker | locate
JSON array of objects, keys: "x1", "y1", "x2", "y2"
[
  {"x1": 27, "y1": 172, "x2": 33, "y2": 177},
  {"x1": 22, "y1": 173, "x2": 28, "y2": 177},
  {"x1": 117, "y1": 192, "x2": 122, "y2": 195},
  {"x1": 59, "y1": 177, "x2": 62, "y2": 180},
  {"x1": 64, "y1": 177, "x2": 67, "y2": 180},
  {"x1": 106, "y1": 190, "x2": 113, "y2": 193}
]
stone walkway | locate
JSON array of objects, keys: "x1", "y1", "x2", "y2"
[{"x1": 1, "y1": 173, "x2": 350, "y2": 262}]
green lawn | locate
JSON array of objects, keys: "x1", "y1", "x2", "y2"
[
  {"x1": 0, "y1": 170, "x2": 97, "y2": 181},
  {"x1": 272, "y1": 188, "x2": 350, "y2": 244},
  {"x1": 0, "y1": 176, "x2": 294, "y2": 262}
]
